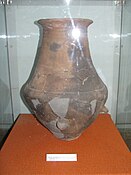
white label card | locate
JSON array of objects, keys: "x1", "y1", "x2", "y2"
[{"x1": 46, "y1": 154, "x2": 77, "y2": 162}]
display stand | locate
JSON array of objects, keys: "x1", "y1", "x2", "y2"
[{"x1": 0, "y1": 114, "x2": 131, "y2": 174}]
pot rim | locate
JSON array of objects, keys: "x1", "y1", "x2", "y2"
[{"x1": 37, "y1": 18, "x2": 93, "y2": 28}]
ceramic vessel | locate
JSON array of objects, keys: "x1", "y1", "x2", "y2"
[{"x1": 22, "y1": 18, "x2": 108, "y2": 141}]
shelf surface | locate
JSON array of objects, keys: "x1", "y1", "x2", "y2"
[{"x1": 0, "y1": 114, "x2": 131, "y2": 174}]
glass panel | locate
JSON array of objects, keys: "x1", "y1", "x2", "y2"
[
  {"x1": 6, "y1": 0, "x2": 121, "y2": 122},
  {"x1": 116, "y1": 0, "x2": 131, "y2": 150},
  {"x1": 8, "y1": 0, "x2": 115, "y2": 6},
  {"x1": 117, "y1": 1, "x2": 131, "y2": 125},
  {"x1": 0, "y1": 5, "x2": 13, "y2": 144}
]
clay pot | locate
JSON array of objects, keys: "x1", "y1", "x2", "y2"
[{"x1": 22, "y1": 18, "x2": 108, "y2": 141}]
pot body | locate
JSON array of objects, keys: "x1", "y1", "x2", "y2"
[{"x1": 22, "y1": 19, "x2": 108, "y2": 140}]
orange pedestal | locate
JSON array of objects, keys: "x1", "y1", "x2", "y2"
[{"x1": 0, "y1": 114, "x2": 131, "y2": 174}]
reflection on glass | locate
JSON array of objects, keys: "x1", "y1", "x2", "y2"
[
  {"x1": 65, "y1": 0, "x2": 71, "y2": 5},
  {"x1": 72, "y1": 28, "x2": 80, "y2": 40}
]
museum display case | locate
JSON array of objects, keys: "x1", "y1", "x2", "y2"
[{"x1": 0, "y1": 0, "x2": 131, "y2": 148}]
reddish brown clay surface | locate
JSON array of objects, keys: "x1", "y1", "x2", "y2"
[{"x1": 22, "y1": 18, "x2": 108, "y2": 140}]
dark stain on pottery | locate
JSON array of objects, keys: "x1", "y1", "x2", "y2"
[{"x1": 50, "y1": 42, "x2": 61, "y2": 52}]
